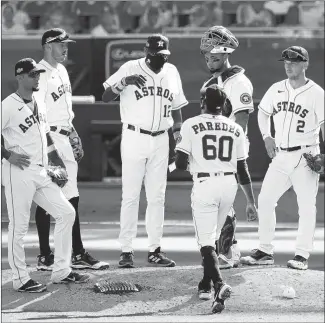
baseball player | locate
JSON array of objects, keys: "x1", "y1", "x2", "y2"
[
  {"x1": 199, "y1": 26, "x2": 255, "y2": 269},
  {"x1": 1, "y1": 58, "x2": 90, "y2": 292},
  {"x1": 33, "y1": 28, "x2": 109, "y2": 270},
  {"x1": 240, "y1": 46, "x2": 324, "y2": 270},
  {"x1": 173, "y1": 84, "x2": 258, "y2": 313},
  {"x1": 102, "y1": 34, "x2": 188, "y2": 268}
]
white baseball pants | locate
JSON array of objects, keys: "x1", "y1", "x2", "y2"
[
  {"x1": 2, "y1": 162, "x2": 75, "y2": 289},
  {"x1": 258, "y1": 146, "x2": 320, "y2": 259},
  {"x1": 119, "y1": 126, "x2": 169, "y2": 252},
  {"x1": 191, "y1": 174, "x2": 238, "y2": 249}
]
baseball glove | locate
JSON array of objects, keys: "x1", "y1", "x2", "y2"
[
  {"x1": 303, "y1": 153, "x2": 324, "y2": 175},
  {"x1": 47, "y1": 166, "x2": 68, "y2": 188},
  {"x1": 69, "y1": 136, "x2": 84, "y2": 163}
]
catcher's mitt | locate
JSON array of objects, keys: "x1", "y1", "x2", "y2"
[
  {"x1": 47, "y1": 166, "x2": 68, "y2": 188},
  {"x1": 303, "y1": 153, "x2": 324, "y2": 175},
  {"x1": 69, "y1": 136, "x2": 84, "y2": 163}
]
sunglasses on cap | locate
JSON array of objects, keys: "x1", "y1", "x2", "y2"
[
  {"x1": 281, "y1": 49, "x2": 307, "y2": 61},
  {"x1": 27, "y1": 71, "x2": 41, "y2": 78},
  {"x1": 44, "y1": 33, "x2": 70, "y2": 45}
]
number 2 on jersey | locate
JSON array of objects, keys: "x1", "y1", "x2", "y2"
[
  {"x1": 296, "y1": 120, "x2": 305, "y2": 133},
  {"x1": 202, "y1": 135, "x2": 233, "y2": 161}
]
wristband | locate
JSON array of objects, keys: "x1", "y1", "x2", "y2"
[
  {"x1": 262, "y1": 133, "x2": 271, "y2": 140},
  {"x1": 116, "y1": 78, "x2": 127, "y2": 91},
  {"x1": 3, "y1": 150, "x2": 11, "y2": 160}
]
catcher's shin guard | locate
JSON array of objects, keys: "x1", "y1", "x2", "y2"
[{"x1": 218, "y1": 212, "x2": 236, "y2": 256}]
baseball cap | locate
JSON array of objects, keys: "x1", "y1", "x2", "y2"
[
  {"x1": 15, "y1": 58, "x2": 45, "y2": 76},
  {"x1": 279, "y1": 46, "x2": 309, "y2": 62},
  {"x1": 145, "y1": 34, "x2": 170, "y2": 55},
  {"x1": 41, "y1": 28, "x2": 76, "y2": 46},
  {"x1": 204, "y1": 84, "x2": 228, "y2": 112}
]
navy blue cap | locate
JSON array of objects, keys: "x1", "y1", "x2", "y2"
[
  {"x1": 279, "y1": 46, "x2": 309, "y2": 62},
  {"x1": 15, "y1": 58, "x2": 45, "y2": 76},
  {"x1": 145, "y1": 34, "x2": 170, "y2": 55},
  {"x1": 42, "y1": 28, "x2": 75, "y2": 46}
]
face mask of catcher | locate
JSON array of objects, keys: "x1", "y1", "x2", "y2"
[{"x1": 146, "y1": 54, "x2": 168, "y2": 71}]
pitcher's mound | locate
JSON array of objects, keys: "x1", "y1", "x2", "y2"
[{"x1": 2, "y1": 265, "x2": 324, "y2": 321}]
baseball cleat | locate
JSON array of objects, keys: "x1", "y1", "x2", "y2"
[
  {"x1": 36, "y1": 252, "x2": 54, "y2": 271},
  {"x1": 212, "y1": 282, "x2": 232, "y2": 314},
  {"x1": 17, "y1": 279, "x2": 47, "y2": 293},
  {"x1": 287, "y1": 255, "x2": 308, "y2": 270},
  {"x1": 148, "y1": 247, "x2": 176, "y2": 267},
  {"x1": 118, "y1": 251, "x2": 135, "y2": 268},
  {"x1": 71, "y1": 251, "x2": 110, "y2": 270},
  {"x1": 53, "y1": 271, "x2": 90, "y2": 284},
  {"x1": 198, "y1": 280, "x2": 212, "y2": 300},
  {"x1": 240, "y1": 249, "x2": 274, "y2": 265},
  {"x1": 218, "y1": 255, "x2": 233, "y2": 269}
]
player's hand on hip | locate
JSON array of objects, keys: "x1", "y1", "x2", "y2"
[
  {"x1": 264, "y1": 136, "x2": 277, "y2": 159},
  {"x1": 124, "y1": 75, "x2": 147, "y2": 89},
  {"x1": 8, "y1": 152, "x2": 31, "y2": 170},
  {"x1": 246, "y1": 203, "x2": 258, "y2": 222}
]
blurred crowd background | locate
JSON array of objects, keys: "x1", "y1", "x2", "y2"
[
  {"x1": 2, "y1": 1, "x2": 324, "y2": 181},
  {"x1": 2, "y1": 0, "x2": 324, "y2": 37}
]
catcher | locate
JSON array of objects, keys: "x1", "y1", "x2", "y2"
[{"x1": 241, "y1": 46, "x2": 324, "y2": 270}]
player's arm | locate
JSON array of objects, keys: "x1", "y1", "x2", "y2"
[
  {"x1": 234, "y1": 110, "x2": 249, "y2": 132},
  {"x1": 236, "y1": 126, "x2": 258, "y2": 221},
  {"x1": 171, "y1": 68, "x2": 188, "y2": 141},
  {"x1": 258, "y1": 86, "x2": 277, "y2": 158},
  {"x1": 46, "y1": 132, "x2": 65, "y2": 168},
  {"x1": 230, "y1": 81, "x2": 254, "y2": 131},
  {"x1": 1, "y1": 102, "x2": 30, "y2": 169},
  {"x1": 174, "y1": 120, "x2": 191, "y2": 171},
  {"x1": 171, "y1": 109, "x2": 183, "y2": 141},
  {"x1": 102, "y1": 62, "x2": 146, "y2": 103}
]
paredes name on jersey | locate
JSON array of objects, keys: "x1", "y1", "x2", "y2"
[{"x1": 191, "y1": 120, "x2": 241, "y2": 137}]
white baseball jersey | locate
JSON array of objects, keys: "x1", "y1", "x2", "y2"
[
  {"x1": 1, "y1": 93, "x2": 49, "y2": 166},
  {"x1": 201, "y1": 66, "x2": 254, "y2": 121},
  {"x1": 34, "y1": 59, "x2": 74, "y2": 128},
  {"x1": 259, "y1": 79, "x2": 324, "y2": 147},
  {"x1": 176, "y1": 114, "x2": 246, "y2": 174},
  {"x1": 103, "y1": 57, "x2": 188, "y2": 132}
]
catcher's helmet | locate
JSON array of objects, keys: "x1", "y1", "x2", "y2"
[
  {"x1": 200, "y1": 26, "x2": 239, "y2": 54},
  {"x1": 201, "y1": 84, "x2": 228, "y2": 113}
]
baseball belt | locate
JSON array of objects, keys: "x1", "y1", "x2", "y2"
[
  {"x1": 279, "y1": 145, "x2": 312, "y2": 152},
  {"x1": 127, "y1": 124, "x2": 166, "y2": 137},
  {"x1": 197, "y1": 172, "x2": 234, "y2": 178},
  {"x1": 50, "y1": 126, "x2": 71, "y2": 136}
]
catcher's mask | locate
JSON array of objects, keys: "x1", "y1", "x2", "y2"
[
  {"x1": 200, "y1": 26, "x2": 239, "y2": 55},
  {"x1": 201, "y1": 84, "x2": 228, "y2": 114}
]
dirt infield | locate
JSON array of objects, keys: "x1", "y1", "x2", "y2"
[{"x1": 2, "y1": 265, "x2": 324, "y2": 322}]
